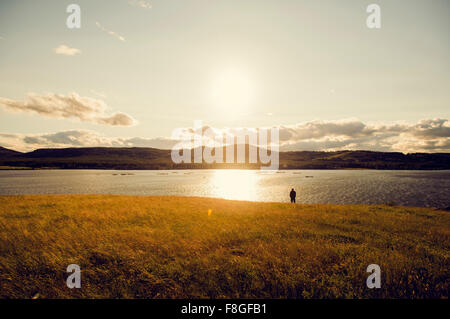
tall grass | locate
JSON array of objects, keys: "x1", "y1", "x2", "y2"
[{"x1": 0, "y1": 195, "x2": 448, "y2": 298}]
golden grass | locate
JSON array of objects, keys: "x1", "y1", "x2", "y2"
[{"x1": 0, "y1": 195, "x2": 448, "y2": 299}]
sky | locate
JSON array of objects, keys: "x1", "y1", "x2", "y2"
[{"x1": 0, "y1": 0, "x2": 449, "y2": 152}]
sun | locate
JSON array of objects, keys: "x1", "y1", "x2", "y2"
[{"x1": 211, "y1": 69, "x2": 254, "y2": 113}]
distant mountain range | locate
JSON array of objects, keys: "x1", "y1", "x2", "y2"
[{"x1": 0, "y1": 146, "x2": 449, "y2": 170}]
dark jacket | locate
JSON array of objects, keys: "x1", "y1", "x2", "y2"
[{"x1": 290, "y1": 190, "x2": 296, "y2": 199}]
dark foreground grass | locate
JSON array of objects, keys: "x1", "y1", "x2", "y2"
[{"x1": 0, "y1": 195, "x2": 448, "y2": 299}]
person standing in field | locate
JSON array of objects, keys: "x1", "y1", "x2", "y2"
[{"x1": 290, "y1": 188, "x2": 296, "y2": 203}]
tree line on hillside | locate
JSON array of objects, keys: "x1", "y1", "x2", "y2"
[{"x1": 0, "y1": 146, "x2": 449, "y2": 170}]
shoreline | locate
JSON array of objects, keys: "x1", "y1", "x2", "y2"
[
  {"x1": 1, "y1": 167, "x2": 450, "y2": 171},
  {"x1": 0, "y1": 193, "x2": 449, "y2": 211}
]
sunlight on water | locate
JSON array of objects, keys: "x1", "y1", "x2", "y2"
[
  {"x1": 210, "y1": 170, "x2": 260, "y2": 201},
  {"x1": 0, "y1": 170, "x2": 449, "y2": 207}
]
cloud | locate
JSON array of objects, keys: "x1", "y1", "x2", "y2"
[
  {"x1": 165, "y1": 118, "x2": 450, "y2": 153},
  {"x1": 1, "y1": 119, "x2": 449, "y2": 153},
  {"x1": 96, "y1": 22, "x2": 125, "y2": 41},
  {"x1": 128, "y1": 0, "x2": 152, "y2": 9},
  {"x1": 277, "y1": 118, "x2": 450, "y2": 153},
  {"x1": 408, "y1": 118, "x2": 450, "y2": 139},
  {"x1": 0, "y1": 93, "x2": 135, "y2": 126},
  {"x1": 0, "y1": 130, "x2": 177, "y2": 152},
  {"x1": 285, "y1": 119, "x2": 376, "y2": 141},
  {"x1": 54, "y1": 45, "x2": 81, "y2": 56}
]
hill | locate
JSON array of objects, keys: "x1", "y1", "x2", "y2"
[
  {"x1": 0, "y1": 146, "x2": 23, "y2": 157},
  {"x1": 0, "y1": 146, "x2": 449, "y2": 170}
]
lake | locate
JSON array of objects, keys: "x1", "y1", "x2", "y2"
[{"x1": 0, "y1": 169, "x2": 449, "y2": 208}]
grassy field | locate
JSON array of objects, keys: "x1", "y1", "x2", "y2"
[{"x1": 0, "y1": 195, "x2": 448, "y2": 299}]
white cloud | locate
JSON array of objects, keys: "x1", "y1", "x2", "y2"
[
  {"x1": 276, "y1": 118, "x2": 450, "y2": 153},
  {"x1": 96, "y1": 21, "x2": 125, "y2": 41},
  {"x1": 160, "y1": 118, "x2": 450, "y2": 153},
  {"x1": 0, "y1": 93, "x2": 135, "y2": 126},
  {"x1": 128, "y1": 0, "x2": 152, "y2": 9},
  {"x1": 54, "y1": 45, "x2": 81, "y2": 56},
  {"x1": 0, "y1": 119, "x2": 449, "y2": 153},
  {"x1": 0, "y1": 130, "x2": 177, "y2": 152}
]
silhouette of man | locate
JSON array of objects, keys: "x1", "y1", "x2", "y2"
[{"x1": 290, "y1": 188, "x2": 296, "y2": 203}]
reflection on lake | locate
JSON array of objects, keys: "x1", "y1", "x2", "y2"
[
  {"x1": 212, "y1": 170, "x2": 259, "y2": 201},
  {"x1": 0, "y1": 169, "x2": 449, "y2": 208}
]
